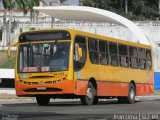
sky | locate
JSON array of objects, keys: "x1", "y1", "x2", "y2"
[{"x1": 46, "y1": 0, "x2": 79, "y2": 6}]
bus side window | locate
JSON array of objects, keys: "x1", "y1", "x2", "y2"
[
  {"x1": 119, "y1": 44, "x2": 128, "y2": 67},
  {"x1": 88, "y1": 38, "x2": 99, "y2": 64},
  {"x1": 74, "y1": 36, "x2": 87, "y2": 71},
  {"x1": 138, "y1": 48, "x2": 146, "y2": 70},
  {"x1": 109, "y1": 42, "x2": 118, "y2": 66},
  {"x1": 146, "y1": 50, "x2": 152, "y2": 70},
  {"x1": 99, "y1": 40, "x2": 109, "y2": 65},
  {"x1": 129, "y1": 46, "x2": 139, "y2": 69}
]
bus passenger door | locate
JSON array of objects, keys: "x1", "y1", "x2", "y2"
[{"x1": 73, "y1": 36, "x2": 87, "y2": 95}]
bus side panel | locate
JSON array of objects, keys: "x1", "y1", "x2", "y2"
[
  {"x1": 97, "y1": 81, "x2": 129, "y2": 96},
  {"x1": 136, "y1": 84, "x2": 154, "y2": 96},
  {"x1": 136, "y1": 75, "x2": 154, "y2": 96},
  {"x1": 75, "y1": 80, "x2": 129, "y2": 97},
  {"x1": 75, "y1": 80, "x2": 88, "y2": 95}
]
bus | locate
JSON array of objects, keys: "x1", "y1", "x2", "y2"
[{"x1": 15, "y1": 28, "x2": 154, "y2": 106}]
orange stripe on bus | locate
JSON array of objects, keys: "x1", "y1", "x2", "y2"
[
  {"x1": 16, "y1": 79, "x2": 154, "y2": 97},
  {"x1": 97, "y1": 82, "x2": 129, "y2": 96},
  {"x1": 15, "y1": 80, "x2": 75, "y2": 96}
]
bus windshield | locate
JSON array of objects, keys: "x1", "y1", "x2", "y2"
[{"x1": 18, "y1": 42, "x2": 70, "y2": 73}]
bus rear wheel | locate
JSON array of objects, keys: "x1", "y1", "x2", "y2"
[
  {"x1": 125, "y1": 83, "x2": 136, "y2": 104},
  {"x1": 117, "y1": 83, "x2": 135, "y2": 104},
  {"x1": 36, "y1": 95, "x2": 50, "y2": 106},
  {"x1": 127, "y1": 83, "x2": 136, "y2": 104},
  {"x1": 80, "y1": 82, "x2": 97, "y2": 105}
]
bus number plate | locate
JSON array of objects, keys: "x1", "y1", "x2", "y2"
[{"x1": 37, "y1": 86, "x2": 46, "y2": 91}]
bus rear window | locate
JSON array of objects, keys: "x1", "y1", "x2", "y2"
[{"x1": 19, "y1": 30, "x2": 71, "y2": 42}]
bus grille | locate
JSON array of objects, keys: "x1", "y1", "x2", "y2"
[{"x1": 24, "y1": 88, "x2": 62, "y2": 92}]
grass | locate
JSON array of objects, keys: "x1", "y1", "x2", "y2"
[{"x1": 0, "y1": 51, "x2": 16, "y2": 68}]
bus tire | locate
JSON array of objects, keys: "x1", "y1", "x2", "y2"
[
  {"x1": 125, "y1": 83, "x2": 136, "y2": 104},
  {"x1": 36, "y1": 96, "x2": 50, "y2": 106},
  {"x1": 80, "y1": 82, "x2": 96, "y2": 105}
]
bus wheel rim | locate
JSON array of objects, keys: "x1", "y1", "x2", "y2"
[
  {"x1": 130, "y1": 89, "x2": 134, "y2": 100},
  {"x1": 87, "y1": 88, "x2": 93, "y2": 99}
]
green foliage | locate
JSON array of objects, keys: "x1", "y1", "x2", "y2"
[
  {"x1": 20, "y1": 27, "x2": 23, "y2": 34},
  {"x1": 29, "y1": 27, "x2": 36, "y2": 31},
  {"x1": 2, "y1": 0, "x2": 46, "y2": 15},
  {"x1": 2, "y1": 0, "x2": 15, "y2": 10},
  {"x1": 80, "y1": 0, "x2": 159, "y2": 20}
]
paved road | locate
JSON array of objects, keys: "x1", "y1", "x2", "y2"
[{"x1": 0, "y1": 96, "x2": 160, "y2": 120}]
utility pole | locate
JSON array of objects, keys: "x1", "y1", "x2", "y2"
[{"x1": 125, "y1": 0, "x2": 128, "y2": 15}]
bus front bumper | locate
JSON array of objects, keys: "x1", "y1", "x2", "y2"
[{"x1": 15, "y1": 79, "x2": 87, "y2": 97}]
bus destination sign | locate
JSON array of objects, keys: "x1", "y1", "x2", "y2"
[{"x1": 19, "y1": 30, "x2": 71, "y2": 42}]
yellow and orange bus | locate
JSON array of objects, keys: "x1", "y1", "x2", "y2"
[{"x1": 15, "y1": 28, "x2": 154, "y2": 105}]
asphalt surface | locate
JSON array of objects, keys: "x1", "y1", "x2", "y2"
[{"x1": 0, "y1": 96, "x2": 160, "y2": 120}]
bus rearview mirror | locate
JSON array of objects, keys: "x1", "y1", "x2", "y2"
[
  {"x1": 75, "y1": 43, "x2": 82, "y2": 61},
  {"x1": 78, "y1": 47, "x2": 82, "y2": 59}
]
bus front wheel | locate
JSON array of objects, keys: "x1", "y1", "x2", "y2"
[
  {"x1": 36, "y1": 95, "x2": 50, "y2": 106},
  {"x1": 80, "y1": 82, "x2": 97, "y2": 105}
]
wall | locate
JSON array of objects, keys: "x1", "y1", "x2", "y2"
[
  {"x1": 154, "y1": 72, "x2": 160, "y2": 91},
  {"x1": 1, "y1": 21, "x2": 160, "y2": 46}
]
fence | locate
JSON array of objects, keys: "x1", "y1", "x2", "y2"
[{"x1": 17, "y1": 21, "x2": 160, "y2": 28}]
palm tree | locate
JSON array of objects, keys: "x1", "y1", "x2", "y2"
[
  {"x1": 2, "y1": 0, "x2": 46, "y2": 45},
  {"x1": 26, "y1": 0, "x2": 46, "y2": 22},
  {"x1": 2, "y1": 0, "x2": 15, "y2": 45},
  {"x1": 2, "y1": 0, "x2": 31, "y2": 45},
  {"x1": 15, "y1": 0, "x2": 29, "y2": 14}
]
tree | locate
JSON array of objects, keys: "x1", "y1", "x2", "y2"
[
  {"x1": 129, "y1": 0, "x2": 159, "y2": 20},
  {"x1": 2, "y1": 0, "x2": 15, "y2": 45},
  {"x1": 80, "y1": 0, "x2": 159, "y2": 20},
  {"x1": 26, "y1": 0, "x2": 47, "y2": 22},
  {"x1": 2, "y1": 0, "x2": 46, "y2": 45},
  {"x1": 159, "y1": 0, "x2": 160, "y2": 14}
]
